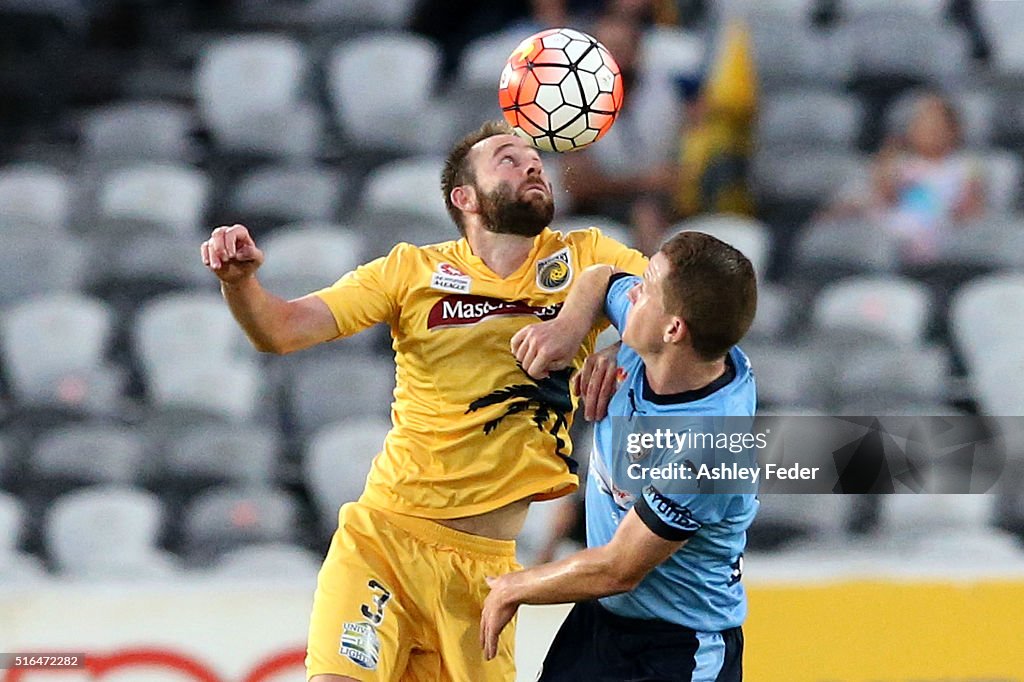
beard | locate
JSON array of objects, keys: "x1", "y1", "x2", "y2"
[{"x1": 477, "y1": 180, "x2": 554, "y2": 237}]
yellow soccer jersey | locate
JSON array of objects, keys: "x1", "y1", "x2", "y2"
[{"x1": 313, "y1": 227, "x2": 647, "y2": 519}]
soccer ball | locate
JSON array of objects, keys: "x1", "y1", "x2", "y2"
[{"x1": 499, "y1": 27, "x2": 624, "y2": 153}]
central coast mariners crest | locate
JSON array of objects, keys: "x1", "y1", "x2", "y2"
[{"x1": 536, "y1": 248, "x2": 572, "y2": 291}]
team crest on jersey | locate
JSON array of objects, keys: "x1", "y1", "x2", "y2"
[
  {"x1": 431, "y1": 262, "x2": 471, "y2": 293},
  {"x1": 340, "y1": 620, "x2": 381, "y2": 669},
  {"x1": 536, "y1": 248, "x2": 572, "y2": 291}
]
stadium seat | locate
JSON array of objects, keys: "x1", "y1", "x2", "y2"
[
  {"x1": 829, "y1": 342, "x2": 949, "y2": 408},
  {"x1": 837, "y1": 10, "x2": 971, "y2": 82},
  {"x1": 457, "y1": 28, "x2": 527, "y2": 89},
  {"x1": 327, "y1": 32, "x2": 450, "y2": 154},
  {"x1": 212, "y1": 542, "x2": 322, "y2": 581},
  {"x1": 0, "y1": 490, "x2": 24, "y2": 555},
  {"x1": 0, "y1": 293, "x2": 123, "y2": 413},
  {"x1": 134, "y1": 292, "x2": 253, "y2": 373},
  {"x1": 79, "y1": 100, "x2": 196, "y2": 162},
  {"x1": 360, "y1": 156, "x2": 450, "y2": 223},
  {"x1": 226, "y1": 165, "x2": 349, "y2": 235},
  {"x1": 978, "y1": 0, "x2": 1024, "y2": 74},
  {"x1": 286, "y1": 355, "x2": 395, "y2": 436},
  {"x1": 134, "y1": 292, "x2": 264, "y2": 419},
  {"x1": 161, "y1": 422, "x2": 280, "y2": 495},
  {"x1": 638, "y1": 26, "x2": 704, "y2": 81},
  {"x1": 305, "y1": 418, "x2": 391, "y2": 534},
  {"x1": 29, "y1": 424, "x2": 146, "y2": 498},
  {"x1": 977, "y1": 149, "x2": 1022, "y2": 213},
  {"x1": 96, "y1": 162, "x2": 211, "y2": 237},
  {"x1": 949, "y1": 272, "x2": 1024, "y2": 372},
  {"x1": 0, "y1": 234, "x2": 87, "y2": 308},
  {"x1": 812, "y1": 275, "x2": 932, "y2": 345},
  {"x1": 196, "y1": 35, "x2": 323, "y2": 159},
  {"x1": 746, "y1": 11, "x2": 847, "y2": 88},
  {"x1": 674, "y1": 214, "x2": 771, "y2": 279},
  {"x1": 45, "y1": 484, "x2": 174, "y2": 579},
  {"x1": 181, "y1": 485, "x2": 302, "y2": 562},
  {"x1": 741, "y1": 343, "x2": 832, "y2": 410},
  {"x1": 793, "y1": 217, "x2": 901, "y2": 289},
  {"x1": 752, "y1": 148, "x2": 869, "y2": 230},
  {"x1": 758, "y1": 90, "x2": 863, "y2": 150},
  {"x1": 354, "y1": 209, "x2": 457, "y2": 259},
  {"x1": 259, "y1": 223, "x2": 366, "y2": 300},
  {"x1": 302, "y1": 0, "x2": 417, "y2": 32},
  {"x1": 0, "y1": 163, "x2": 72, "y2": 232},
  {"x1": 0, "y1": 551, "x2": 48, "y2": 584},
  {"x1": 746, "y1": 282, "x2": 792, "y2": 341},
  {"x1": 83, "y1": 232, "x2": 209, "y2": 315}
]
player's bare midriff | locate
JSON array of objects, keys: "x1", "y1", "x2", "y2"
[{"x1": 435, "y1": 497, "x2": 532, "y2": 541}]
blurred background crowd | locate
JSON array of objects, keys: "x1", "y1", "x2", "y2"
[{"x1": 1, "y1": 0, "x2": 1023, "y2": 584}]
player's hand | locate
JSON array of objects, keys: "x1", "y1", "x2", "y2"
[
  {"x1": 573, "y1": 342, "x2": 620, "y2": 421},
  {"x1": 480, "y1": 575, "x2": 518, "y2": 661},
  {"x1": 200, "y1": 224, "x2": 265, "y2": 284},
  {"x1": 511, "y1": 319, "x2": 581, "y2": 379}
]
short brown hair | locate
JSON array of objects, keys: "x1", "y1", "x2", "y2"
[
  {"x1": 441, "y1": 120, "x2": 514, "y2": 234},
  {"x1": 659, "y1": 231, "x2": 757, "y2": 361}
]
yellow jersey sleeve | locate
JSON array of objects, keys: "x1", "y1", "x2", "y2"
[
  {"x1": 573, "y1": 227, "x2": 648, "y2": 276},
  {"x1": 312, "y1": 243, "x2": 412, "y2": 337}
]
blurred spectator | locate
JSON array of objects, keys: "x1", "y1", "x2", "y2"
[
  {"x1": 559, "y1": 9, "x2": 684, "y2": 254},
  {"x1": 826, "y1": 91, "x2": 986, "y2": 264},
  {"x1": 673, "y1": 19, "x2": 758, "y2": 227}
]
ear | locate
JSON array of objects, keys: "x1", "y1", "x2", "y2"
[
  {"x1": 451, "y1": 185, "x2": 478, "y2": 214},
  {"x1": 664, "y1": 316, "x2": 687, "y2": 344}
]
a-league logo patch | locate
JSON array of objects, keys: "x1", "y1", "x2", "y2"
[
  {"x1": 536, "y1": 248, "x2": 572, "y2": 291},
  {"x1": 340, "y1": 620, "x2": 381, "y2": 670},
  {"x1": 431, "y1": 262, "x2": 472, "y2": 293}
]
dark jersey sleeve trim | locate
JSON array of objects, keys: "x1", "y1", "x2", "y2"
[
  {"x1": 634, "y1": 491, "x2": 700, "y2": 542},
  {"x1": 607, "y1": 271, "x2": 636, "y2": 295}
]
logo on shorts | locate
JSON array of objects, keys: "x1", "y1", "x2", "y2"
[
  {"x1": 536, "y1": 248, "x2": 572, "y2": 291},
  {"x1": 340, "y1": 621, "x2": 381, "y2": 670},
  {"x1": 431, "y1": 262, "x2": 472, "y2": 293}
]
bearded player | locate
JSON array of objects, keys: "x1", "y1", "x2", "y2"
[{"x1": 200, "y1": 120, "x2": 647, "y2": 681}]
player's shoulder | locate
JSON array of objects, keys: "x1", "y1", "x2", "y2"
[
  {"x1": 555, "y1": 225, "x2": 623, "y2": 251},
  {"x1": 385, "y1": 239, "x2": 463, "y2": 264}
]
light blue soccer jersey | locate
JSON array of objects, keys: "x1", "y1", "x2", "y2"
[{"x1": 587, "y1": 273, "x2": 759, "y2": 632}]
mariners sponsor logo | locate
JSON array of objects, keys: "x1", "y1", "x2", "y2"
[
  {"x1": 536, "y1": 248, "x2": 572, "y2": 291},
  {"x1": 427, "y1": 294, "x2": 560, "y2": 329},
  {"x1": 430, "y1": 262, "x2": 471, "y2": 293},
  {"x1": 340, "y1": 621, "x2": 381, "y2": 669}
]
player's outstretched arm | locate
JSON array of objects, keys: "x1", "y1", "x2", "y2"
[
  {"x1": 479, "y1": 507, "x2": 685, "y2": 660},
  {"x1": 511, "y1": 264, "x2": 616, "y2": 378},
  {"x1": 201, "y1": 224, "x2": 340, "y2": 354}
]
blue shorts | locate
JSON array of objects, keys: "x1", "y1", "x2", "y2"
[{"x1": 538, "y1": 600, "x2": 743, "y2": 682}]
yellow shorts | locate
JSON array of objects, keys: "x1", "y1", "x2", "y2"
[{"x1": 306, "y1": 502, "x2": 520, "y2": 681}]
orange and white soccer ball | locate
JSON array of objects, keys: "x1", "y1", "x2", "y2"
[{"x1": 499, "y1": 27, "x2": 624, "y2": 153}]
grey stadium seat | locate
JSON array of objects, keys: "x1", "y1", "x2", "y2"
[
  {"x1": 79, "y1": 100, "x2": 196, "y2": 162},
  {"x1": 674, "y1": 214, "x2": 771, "y2": 279},
  {"x1": 212, "y1": 542, "x2": 322, "y2": 581},
  {"x1": 162, "y1": 422, "x2": 280, "y2": 493},
  {"x1": 360, "y1": 155, "x2": 450, "y2": 223},
  {"x1": 96, "y1": 162, "x2": 211, "y2": 237},
  {"x1": 327, "y1": 32, "x2": 450, "y2": 155},
  {"x1": 182, "y1": 485, "x2": 302, "y2": 561},
  {"x1": 0, "y1": 293, "x2": 123, "y2": 411},
  {"x1": 0, "y1": 234, "x2": 87, "y2": 308},
  {"x1": 45, "y1": 484, "x2": 174, "y2": 579},
  {"x1": 287, "y1": 354, "x2": 396, "y2": 435},
  {"x1": 226, "y1": 165, "x2": 349, "y2": 232},
  {"x1": 0, "y1": 163, "x2": 71, "y2": 232},
  {"x1": 758, "y1": 90, "x2": 863, "y2": 150},
  {"x1": 196, "y1": 35, "x2": 323, "y2": 159},
  {"x1": 812, "y1": 275, "x2": 932, "y2": 346},
  {"x1": 30, "y1": 424, "x2": 146, "y2": 496},
  {"x1": 305, "y1": 418, "x2": 391, "y2": 533}
]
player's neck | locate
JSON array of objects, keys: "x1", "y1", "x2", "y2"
[
  {"x1": 642, "y1": 348, "x2": 726, "y2": 397},
  {"x1": 464, "y1": 225, "x2": 536, "y2": 279}
]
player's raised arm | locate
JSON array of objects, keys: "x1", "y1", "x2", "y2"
[
  {"x1": 201, "y1": 224, "x2": 340, "y2": 354},
  {"x1": 480, "y1": 505, "x2": 685, "y2": 660},
  {"x1": 511, "y1": 264, "x2": 617, "y2": 378}
]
